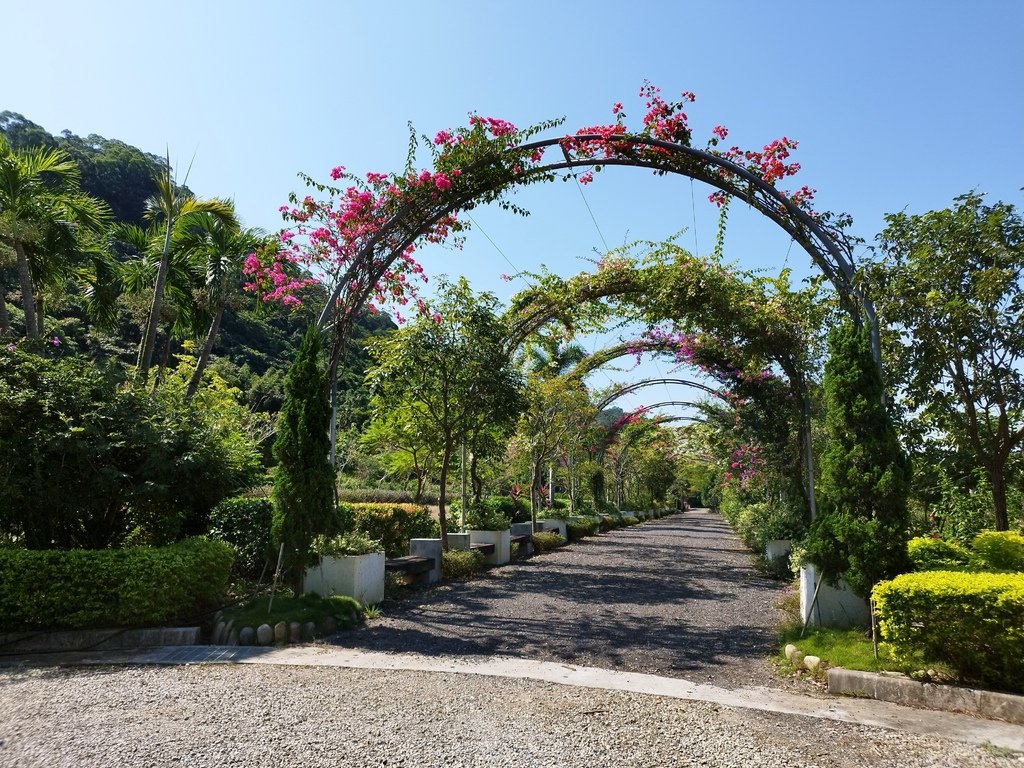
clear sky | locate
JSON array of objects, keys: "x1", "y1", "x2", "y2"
[{"x1": 5, "y1": 1, "x2": 1022, "y2": 413}]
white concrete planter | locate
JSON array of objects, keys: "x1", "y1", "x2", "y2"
[
  {"x1": 469, "y1": 529, "x2": 511, "y2": 565},
  {"x1": 410, "y1": 538, "x2": 442, "y2": 583},
  {"x1": 765, "y1": 539, "x2": 792, "y2": 562},
  {"x1": 304, "y1": 552, "x2": 385, "y2": 606},
  {"x1": 800, "y1": 564, "x2": 871, "y2": 629},
  {"x1": 537, "y1": 518, "x2": 567, "y2": 539},
  {"x1": 510, "y1": 522, "x2": 534, "y2": 536}
]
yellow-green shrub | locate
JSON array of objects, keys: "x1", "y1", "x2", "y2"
[
  {"x1": 873, "y1": 571, "x2": 1024, "y2": 691},
  {"x1": 442, "y1": 549, "x2": 484, "y2": 580},
  {"x1": 907, "y1": 536, "x2": 975, "y2": 571},
  {"x1": 972, "y1": 531, "x2": 1024, "y2": 572},
  {"x1": 0, "y1": 538, "x2": 233, "y2": 631},
  {"x1": 532, "y1": 531, "x2": 566, "y2": 552}
]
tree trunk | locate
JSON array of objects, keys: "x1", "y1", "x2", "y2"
[
  {"x1": 470, "y1": 459, "x2": 483, "y2": 505},
  {"x1": 989, "y1": 463, "x2": 1010, "y2": 532},
  {"x1": 530, "y1": 458, "x2": 542, "y2": 531},
  {"x1": 35, "y1": 297, "x2": 44, "y2": 338},
  {"x1": 185, "y1": 305, "x2": 224, "y2": 400},
  {"x1": 438, "y1": 443, "x2": 451, "y2": 550},
  {"x1": 153, "y1": 327, "x2": 173, "y2": 391},
  {"x1": 0, "y1": 283, "x2": 9, "y2": 336},
  {"x1": 137, "y1": 218, "x2": 175, "y2": 380},
  {"x1": 12, "y1": 240, "x2": 37, "y2": 341}
]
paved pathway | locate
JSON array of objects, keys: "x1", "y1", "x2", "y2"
[{"x1": 332, "y1": 509, "x2": 790, "y2": 689}]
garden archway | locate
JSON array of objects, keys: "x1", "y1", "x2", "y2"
[{"x1": 309, "y1": 130, "x2": 879, "y2": 368}]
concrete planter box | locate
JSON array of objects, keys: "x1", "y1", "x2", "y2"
[
  {"x1": 537, "y1": 518, "x2": 567, "y2": 539},
  {"x1": 410, "y1": 538, "x2": 442, "y2": 583},
  {"x1": 469, "y1": 529, "x2": 511, "y2": 565},
  {"x1": 510, "y1": 522, "x2": 534, "y2": 536},
  {"x1": 304, "y1": 552, "x2": 385, "y2": 606},
  {"x1": 800, "y1": 564, "x2": 871, "y2": 629},
  {"x1": 765, "y1": 539, "x2": 792, "y2": 562},
  {"x1": 447, "y1": 533, "x2": 472, "y2": 551}
]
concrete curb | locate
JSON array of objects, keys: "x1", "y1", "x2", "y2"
[
  {"x1": 0, "y1": 627, "x2": 201, "y2": 654},
  {"x1": 828, "y1": 667, "x2": 1024, "y2": 725}
]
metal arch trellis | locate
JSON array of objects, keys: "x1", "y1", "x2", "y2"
[
  {"x1": 593, "y1": 378, "x2": 722, "y2": 414},
  {"x1": 314, "y1": 131, "x2": 881, "y2": 372}
]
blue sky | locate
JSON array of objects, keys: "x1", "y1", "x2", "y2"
[{"x1": 5, "y1": 1, "x2": 1022, "y2": 413}]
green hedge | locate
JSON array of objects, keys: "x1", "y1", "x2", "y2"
[
  {"x1": 873, "y1": 571, "x2": 1024, "y2": 692},
  {"x1": 567, "y1": 518, "x2": 598, "y2": 541},
  {"x1": 907, "y1": 536, "x2": 975, "y2": 572},
  {"x1": 0, "y1": 538, "x2": 233, "y2": 631},
  {"x1": 532, "y1": 531, "x2": 566, "y2": 552},
  {"x1": 973, "y1": 531, "x2": 1024, "y2": 572},
  {"x1": 209, "y1": 497, "x2": 273, "y2": 578},
  {"x1": 337, "y1": 488, "x2": 439, "y2": 506},
  {"x1": 442, "y1": 549, "x2": 484, "y2": 580},
  {"x1": 341, "y1": 503, "x2": 439, "y2": 559}
]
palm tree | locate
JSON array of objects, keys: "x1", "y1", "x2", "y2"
[
  {"x1": 175, "y1": 211, "x2": 265, "y2": 399},
  {"x1": 0, "y1": 135, "x2": 110, "y2": 341},
  {"x1": 113, "y1": 221, "x2": 206, "y2": 382},
  {"x1": 136, "y1": 159, "x2": 234, "y2": 381}
]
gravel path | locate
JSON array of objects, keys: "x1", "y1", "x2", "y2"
[
  {"x1": 2, "y1": 664, "x2": 1018, "y2": 768},
  {"x1": 332, "y1": 510, "x2": 790, "y2": 689}
]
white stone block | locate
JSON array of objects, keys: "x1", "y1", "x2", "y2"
[
  {"x1": 447, "y1": 533, "x2": 472, "y2": 551},
  {"x1": 766, "y1": 539, "x2": 792, "y2": 562},
  {"x1": 469, "y1": 529, "x2": 511, "y2": 565},
  {"x1": 410, "y1": 538, "x2": 442, "y2": 583},
  {"x1": 800, "y1": 564, "x2": 871, "y2": 629},
  {"x1": 303, "y1": 552, "x2": 385, "y2": 606},
  {"x1": 538, "y1": 518, "x2": 567, "y2": 539}
]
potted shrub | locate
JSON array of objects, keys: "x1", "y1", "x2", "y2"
[
  {"x1": 460, "y1": 502, "x2": 512, "y2": 565},
  {"x1": 304, "y1": 532, "x2": 385, "y2": 606}
]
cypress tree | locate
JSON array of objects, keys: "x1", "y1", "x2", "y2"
[
  {"x1": 807, "y1": 320, "x2": 911, "y2": 598},
  {"x1": 271, "y1": 324, "x2": 337, "y2": 593}
]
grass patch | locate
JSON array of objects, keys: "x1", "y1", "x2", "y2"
[
  {"x1": 778, "y1": 625, "x2": 896, "y2": 674},
  {"x1": 221, "y1": 593, "x2": 362, "y2": 631}
]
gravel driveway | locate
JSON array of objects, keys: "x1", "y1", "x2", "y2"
[
  {"x1": 1, "y1": 664, "x2": 1017, "y2": 768},
  {"x1": 332, "y1": 510, "x2": 790, "y2": 689}
]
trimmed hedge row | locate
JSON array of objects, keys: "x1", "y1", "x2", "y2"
[
  {"x1": 873, "y1": 571, "x2": 1024, "y2": 692},
  {"x1": 907, "y1": 531, "x2": 1024, "y2": 573},
  {"x1": 0, "y1": 538, "x2": 233, "y2": 631}
]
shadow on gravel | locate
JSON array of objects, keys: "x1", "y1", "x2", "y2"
[{"x1": 330, "y1": 511, "x2": 789, "y2": 688}]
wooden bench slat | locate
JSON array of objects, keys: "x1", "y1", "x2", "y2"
[
  {"x1": 469, "y1": 542, "x2": 496, "y2": 555},
  {"x1": 385, "y1": 556, "x2": 434, "y2": 574}
]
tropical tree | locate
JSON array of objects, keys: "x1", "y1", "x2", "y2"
[
  {"x1": 513, "y1": 374, "x2": 594, "y2": 524},
  {"x1": 366, "y1": 278, "x2": 522, "y2": 547},
  {"x1": 0, "y1": 134, "x2": 110, "y2": 341},
  {"x1": 137, "y1": 160, "x2": 234, "y2": 381},
  {"x1": 872, "y1": 192, "x2": 1024, "y2": 530},
  {"x1": 173, "y1": 212, "x2": 266, "y2": 398}
]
